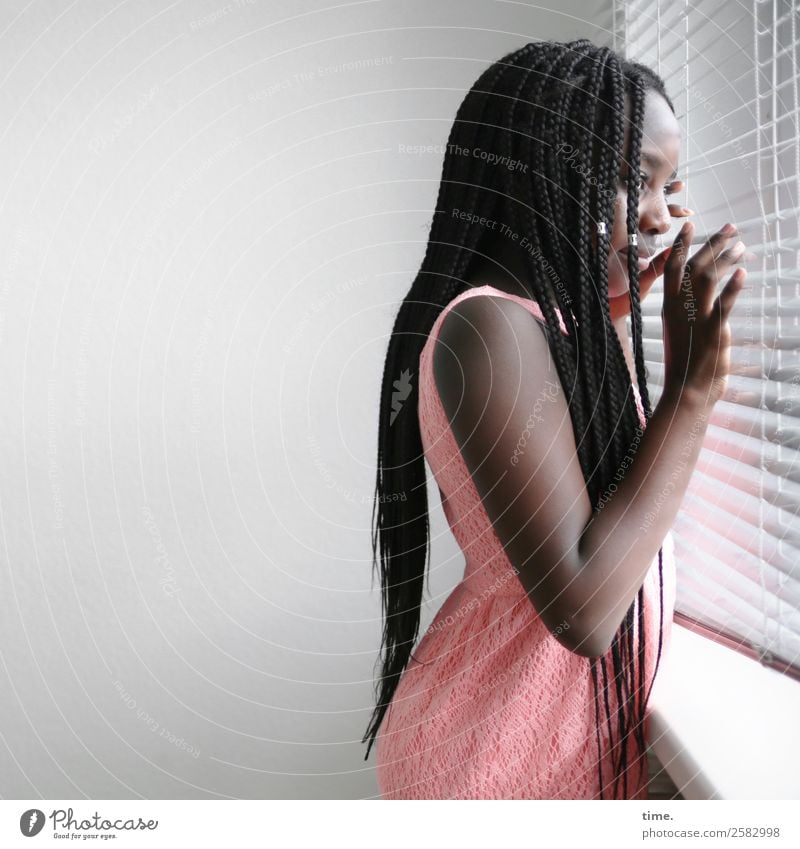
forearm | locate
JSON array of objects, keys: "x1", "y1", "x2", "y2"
[{"x1": 571, "y1": 387, "x2": 711, "y2": 653}]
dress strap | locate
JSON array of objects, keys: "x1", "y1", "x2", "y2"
[{"x1": 429, "y1": 285, "x2": 571, "y2": 339}]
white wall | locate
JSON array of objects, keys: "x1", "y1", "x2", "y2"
[{"x1": 0, "y1": 0, "x2": 613, "y2": 799}]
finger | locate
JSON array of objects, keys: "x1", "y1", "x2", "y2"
[
  {"x1": 663, "y1": 220, "x2": 694, "y2": 301},
  {"x1": 689, "y1": 226, "x2": 745, "y2": 314},
  {"x1": 698, "y1": 239, "x2": 747, "y2": 313},
  {"x1": 638, "y1": 245, "x2": 672, "y2": 288},
  {"x1": 688, "y1": 223, "x2": 739, "y2": 280},
  {"x1": 667, "y1": 203, "x2": 694, "y2": 217},
  {"x1": 715, "y1": 267, "x2": 747, "y2": 324},
  {"x1": 717, "y1": 241, "x2": 747, "y2": 267},
  {"x1": 651, "y1": 245, "x2": 673, "y2": 267}
]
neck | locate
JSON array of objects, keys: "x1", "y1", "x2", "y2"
[
  {"x1": 464, "y1": 242, "x2": 536, "y2": 301},
  {"x1": 467, "y1": 240, "x2": 639, "y2": 386}
]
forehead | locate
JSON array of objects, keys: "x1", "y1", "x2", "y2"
[{"x1": 641, "y1": 90, "x2": 681, "y2": 171}]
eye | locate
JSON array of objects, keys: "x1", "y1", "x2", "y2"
[{"x1": 639, "y1": 172, "x2": 679, "y2": 197}]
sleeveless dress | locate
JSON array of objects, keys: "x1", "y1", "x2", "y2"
[{"x1": 374, "y1": 285, "x2": 677, "y2": 800}]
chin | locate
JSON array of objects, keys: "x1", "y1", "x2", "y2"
[{"x1": 607, "y1": 278, "x2": 630, "y2": 300}]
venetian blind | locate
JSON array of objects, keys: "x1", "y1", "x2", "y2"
[{"x1": 612, "y1": 0, "x2": 800, "y2": 678}]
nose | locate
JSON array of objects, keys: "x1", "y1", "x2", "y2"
[{"x1": 639, "y1": 191, "x2": 672, "y2": 238}]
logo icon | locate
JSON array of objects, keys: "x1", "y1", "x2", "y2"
[
  {"x1": 19, "y1": 809, "x2": 45, "y2": 837},
  {"x1": 390, "y1": 368, "x2": 413, "y2": 426}
]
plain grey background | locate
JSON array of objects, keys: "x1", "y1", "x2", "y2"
[{"x1": 0, "y1": 0, "x2": 618, "y2": 798}]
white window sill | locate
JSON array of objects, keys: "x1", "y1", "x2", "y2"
[{"x1": 647, "y1": 623, "x2": 800, "y2": 799}]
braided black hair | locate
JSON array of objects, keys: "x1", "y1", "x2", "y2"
[{"x1": 363, "y1": 38, "x2": 675, "y2": 800}]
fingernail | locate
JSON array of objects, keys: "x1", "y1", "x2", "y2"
[
  {"x1": 722, "y1": 222, "x2": 736, "y2": 234},
  {"x1": 683, "y1": 208, "x2": 695, "y2": 215}
]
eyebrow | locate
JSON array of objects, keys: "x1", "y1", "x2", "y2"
[{"x1": 641, "y1": 150, "x2": 679, "y2": 180}]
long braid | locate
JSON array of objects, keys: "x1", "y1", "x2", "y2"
[
  {"x1": 361, "y1": 54, "x2": 515, "y2": 759},
  {"x1": 504, "y1": 43, "x2": 584, "y2": 444},
  {"x1": 626, "y1": 77, "x2": 659, "y2": 784},
  {"x1": 549, "y1": 59, "x2": 647, "y2": 801},
  {"x1": 606, "y1": 68, "x2": 661, "y2": 799},
  {"x1": 364, "y1": 39, "x2": 673, "y2": 802},
  {"x1": 532, "y1": 51, "x2": 632, "y2": 796},
  {"x1": 540, "y1": 44, "x2": 602, "y2": 476},
  {"x1": 612, "y1": 57, "x2": 667, "y2": 794},
  {"x1": 575, "y1": 47, "x2": 616, "y2": 473},
  {"x1": 590, "y1": 53, "x2": 643, "y2": 794},
  {"x1": 515, "y1": 44, "x2": 596, "y2": 473},
  {"x1": 548, "y1": 43, "x2": 603, "y2": 476},
  {"x1": 595, "y1": 56, "x2": 645, "y2": 801}
]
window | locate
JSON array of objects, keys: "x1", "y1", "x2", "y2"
[{"x1": 613, "y1": 0, "x2": 800, "y2": 679}]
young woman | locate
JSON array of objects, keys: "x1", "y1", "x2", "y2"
[{"x1": 363, "y1": 39, "x2": 748, "y2": 799}]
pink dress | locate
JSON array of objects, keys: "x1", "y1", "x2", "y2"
[{"x1": 375, "y1": 285, "x2": 676, "y2": 800}]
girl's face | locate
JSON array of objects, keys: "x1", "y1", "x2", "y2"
[{"x1": 604, "y1": 91, "x2": 682, "y2": 299}]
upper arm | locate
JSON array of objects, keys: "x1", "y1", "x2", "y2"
[{"x1": 432, "y1": 295, "x2": 600, "y2": 656}]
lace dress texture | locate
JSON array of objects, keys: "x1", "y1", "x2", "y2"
[{"x1": 374, "y1": 285, "x2": 677, "y2": 800}]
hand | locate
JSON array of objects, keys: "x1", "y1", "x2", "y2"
[
  {"x1": 609, "y1": 182, "x2": 694, "y2": 321},
  {"x1": 661, "y1": 219, "x2": 748, "y2": 407}
]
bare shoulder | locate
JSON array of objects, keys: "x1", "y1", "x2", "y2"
[
  {"x1": 430, "y1": 291, "x2": 598, "y2": 656},
  {"x1": 432, "y1": 293, "x2": 555, "y2": 398}
]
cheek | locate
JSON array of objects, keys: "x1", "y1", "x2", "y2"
[{"x1": 610, "y1": 193, "x2": 628, "y2": 249}]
